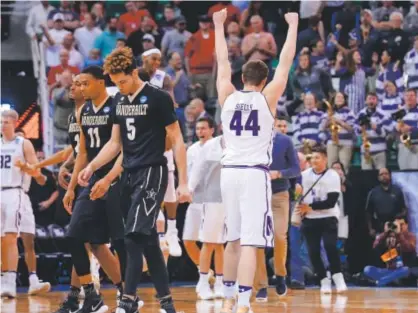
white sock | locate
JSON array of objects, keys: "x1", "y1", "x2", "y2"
[
  {"x1": 199, "y1": 272, "x2": 209, "y2": 285},
  {"x1": 29, "y1": 272, "x2": 39, "y2": 285},
  {"x1": 167, "y1": 219, "x2": 177, "y2": 232},
  {"x1": 7, "y1": 272, "x2": 17, "y2": 284},
  {"x1": 237, "y1": 285, "x2": 252, "y2": 307},
  {"x1": 216, "y1": 275, "x2": 223, "y2": 285},
  {"x1": 223, "y1": 281, "x2": 236, "y2": 299}
]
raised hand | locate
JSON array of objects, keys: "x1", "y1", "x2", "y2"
[
  {"x1": 213, "y1": 8, "x2": 227, "y2": 26},
  {"x1": 284, "y1": 12, "x2": 299, "y2": 26}
]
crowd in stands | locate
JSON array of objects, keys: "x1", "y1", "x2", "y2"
[{"x1": 22, "y1": 0, "x2": 418, "y2": 287}]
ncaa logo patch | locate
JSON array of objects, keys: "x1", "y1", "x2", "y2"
[
  {"x1": 103, "y1": 107, "x2": 110, "y2": 113},
  {"x1": 140, "y1": 96, "x2": 147, "y2": 103}
]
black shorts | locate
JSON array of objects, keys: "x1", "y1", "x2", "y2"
[
  {"x1": 121, "y1": 165, "x2": 168, "y2": 236},
  {"x1": 66, "y1": 175, "x2": 124, "y2": 244}
]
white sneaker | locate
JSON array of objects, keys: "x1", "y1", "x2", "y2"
[
  {"x1": 214, "y1": 281, "x2": 224, "y2": 299},
  {"x1": 166, "y1": 229, "x2": 182, "y2": 257},
  {"x1": 1, "y1": 276, "x2": 16, "y2": 298},
  {"x1": 320, "y1": 277, "x2": 332, "y2": 294},
  {"x1": 198, "y1": 284, "x2": 215, "y2": 300},
  {"x1": 28, "y1": 281, "x2": 51, "y2": 295},
  {"x1": 332, "y1": 273, "x2": 347, "y2": 293}
]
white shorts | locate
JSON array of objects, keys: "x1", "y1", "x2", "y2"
[
  {"x1": 1, "y1": 189, "x2": 35, "y2": 236},
  {"x1": 182, "y1": 203, "x2": 203, "y2": 241},
  {"x1": 221, "y1": 167, "x2": 274, "y2": 247},
  {"x1": 164, "y1": 171, "x2": 177, "y2": 203},
  {"x1": 199, "y1": 203, "x2": 227, "y2": 244}
]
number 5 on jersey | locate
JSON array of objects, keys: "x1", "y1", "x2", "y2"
[
  {"x1": 230, "y1": 110, "x2": 260, "y2": 136},
  {"x1": 126, "y1": 118, "x2": 136, "y2": 141}
]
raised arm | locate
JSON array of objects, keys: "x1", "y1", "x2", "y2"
[
  {"x1": 213, "y1": 9, "x2": 235, "y2": 106},
  {"x1": 263, "y1": 13, "x2": 298, "y2": 114}
]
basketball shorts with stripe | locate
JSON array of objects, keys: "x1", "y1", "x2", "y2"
[
  {"x1": 1, "y1": 189, "x2": 35, "y2": 236},
  {"x1": 121, "y1": 165, "x2": 168, "y2": 236}
]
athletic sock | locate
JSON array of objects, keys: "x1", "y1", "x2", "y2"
[
  {"x1": 237, "y1": 285, "x2": 252, "y2": 307},
  {"x1": 216, "y1": 275, "x2": 223, "y2": 285},
  {"x1": 167, "y1": 219, "x2": 177, "y2": 232},
  {"x1": 28, "y1": 272, "x2": 39, "y2": 285},
  {"x1": 199, "y1": 272, "x2": 209, "y2": 285},
  {"x1": 223, "y1": 281, "x2": 236, "y2": 299}
]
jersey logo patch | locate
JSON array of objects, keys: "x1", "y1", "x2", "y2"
[
  {"x1": 140, "y1": 96, "x2": 147, "y2": 103},
  {"x1": 103, "y1": 107, "x2": 110, "y2": 113}
]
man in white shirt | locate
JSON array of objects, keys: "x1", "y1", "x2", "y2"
[
  {"x1": 42, "y1": 13, "x2": 70, "y2": 67},
  {"x1": 25, "y1": 1, "x2": 54, "y2": 40},
  {"x1": 74, "y1": 12, "x2": 103, "y2": 59},
  {"x1": 62, "y1": 33, "x2": 84, "y2": 69},
  {"x1": 297, "y1": 145, "x2": 347, "y2": 294}
]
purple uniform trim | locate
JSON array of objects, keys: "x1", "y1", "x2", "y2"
[{"x1": 222, "y1": 165, "x2": 269, "y2": 172}]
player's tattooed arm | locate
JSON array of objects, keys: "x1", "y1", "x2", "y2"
[{"x1": 20, "y1": 139, "x2": 47, "y2": 185}]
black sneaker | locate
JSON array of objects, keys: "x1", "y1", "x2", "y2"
[
  {"x1": 114, "y1": 297, "x2": 138, "y2": 313},
  {"x1": 159, "y1": 295, "x2": 176, "y2": 313},
  {"x1": 275, "y1": 276, "x2": 288, "y2": 297},
  {"x1": 52, "y1": 296, "x2": 79, "y2": 313},
  {"x1": 78, "y1": 292, "x2": 108, "y2": 313}
]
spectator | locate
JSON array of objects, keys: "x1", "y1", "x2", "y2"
[
  {"x1": 297, "y1": 16, "x2": 322, "y2": 54},
  {"x1": 159, "y1": 4, "x2": 177, "y2": 34},
  {"x1": 77, "y1": 1, "x2": 89, "y2": 23},
  {"x1": 118, "y1": 1, "x2": 152, "y2": 37},
  {"x1": 47, "y1": 0, "x2": 80, "y2": 31},
  {"x1": 184, "y1": 15, "x2": 215, "y2": 99},
  {"x1": 404, "y1": 1, "x2": 418, "y2": 35},
  {"x1": 241, "y1": 15, "x2": 277, "y2": 68},
  {"x1": 358, "y1": 9, "x2": 380, "y2": 66},
  {"x1": 116, "y1": 38, "x2": 127, "y2": 49},
  {"x1": 74, "y1": 12, "x2": 103, "y2": 59},
  {"x1": 364, "y1": 218, "x2": 416, "y2": 286},
  {"x1": 380, "y1": 12, "x2": 410, "y2": 63},
  {"x1": 47, "y1": 49, "x2": 80, "y2": 88},
  {"x1": 51, "y1": 70, "x2": 73, "y2": 146},
  {"x1": 41, "y1": 13, "x2": 70, "y2": 68},
  {"x1": 239, "y1": 1, "x2": 268, "y2": 34},
  {"x1": 93, "y1": 16, "x2": 125, "y2": 61},
  {"x1": 334, "y1": 50, "x2": 377, "y2": 114},
  {"x1": 376, "y1": 49, "x2": 404, "y2": 101},
  {"x1": 161, "y1": 15, "x2": 191, "y2": 61},
  {"x1": 226, "y1": 21, "x2": 241, "y2": 39},
  {"x1": 355, "y1": 92, "x2": 393, "y2": 170},
  {"x1": 136, "y1": 34, "x2": 156, "y2": 67},
  {"x1": 292, "y1": 93, "x2": 326, "y2": 148},
  {"x1": 396, "y1": 89, "x2": 418, "y2": 170},
  {"x1": 403, "y1": 36, "x2": 418, "y2": 90},
  {"x1": 323, "y1": 92, "x2": 356, "y2": 172},
  {"x1": 227, "y1": 36, "x2": 245, "y2": 90},
  {"x1": 380, "y1": 80, "x2": 403, "y2": 116},
  {"x1": 310, "y1": 40, "x2": 330, "y2": 71},
  {"x1": 25, "y1": 0, "x2": 54, "y2": 40},
  {"x1": 372, "y1": 1, "x2": 401, "y2": 23},
  {"x1": 91, "y1": 2, "x2": 106, "y2": 30},
  {"x1": 332, "y1": 2, "x2": 360, "y2": 48},
  {"x1": 61, "y1": 33, "x2": 84, "y2": 69},
  {"x1": 28, "y1": 151, "x2": 58, "y2": 227},
  {"x1": 127, "y1": 16, "x2": 161, "y2": 58},
  {"x1": 83, "y1": 48, "x2": 103, "y2": 68},
  {"x1": 208, "y1": 1, "x2": 240, "y2": 27}
]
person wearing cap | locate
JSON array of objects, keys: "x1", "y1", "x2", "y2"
[
  {"x1": 42, "y1": 13, "x2": 71, "y2": 68},
  {"x1": 161, "y1": 15, "x2": 191, "y2": 61},
  {"x1": 184, "y1": 14, "x2": 215, "y2": 99},
  {"x1": 47, "y1": 0, "x2": 80, "y2": 30}
]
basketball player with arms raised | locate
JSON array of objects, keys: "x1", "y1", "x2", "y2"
[{"x1": 213, "y1": 9, "x2": 298, "y2": 313}]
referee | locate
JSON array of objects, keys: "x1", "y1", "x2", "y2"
[{"x1": 78, "y1": 47, "x2": 191, "y2": 313}]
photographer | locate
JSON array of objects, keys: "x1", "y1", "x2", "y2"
[
  {"x1": 355, "y1": 92, "x2": 393, "y2": 170},
  {"x1": 363, "y1": 219, "x2": 417, "y2": 286}
]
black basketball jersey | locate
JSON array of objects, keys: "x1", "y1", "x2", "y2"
[
  {"x1": 67, "y1": 110, "x2": 81, "y2": 158},
  {"x1": 80, "y1": 97, "x2": 117, "y2": 178},
  {"x1": 112, "y1": 83, "x2": 177, "y2": 171}
]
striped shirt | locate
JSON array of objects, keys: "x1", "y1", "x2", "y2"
[
  {"x1": 404, "y1": 48, "x2": 418, "y2": 90},
  {"x1": 375, "y1": 63, "x2": 404, "y2": 101},
  {"x1": 293, "y1": 109, "x2": 326, "y2": 145},
  {"x1": 379, "y1": 93, "x2": 404, "y2": 116},
  {"x1": 323, "y1": 106, "x2": 356, "y2": 146},
  {"x1": 355, "y1": 108, "x2": 393, "y2": 154},
  {"x1": 401, "y1": 106, "x2": 418, "y2": 144}
]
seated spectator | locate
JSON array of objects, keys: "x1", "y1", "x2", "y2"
[
  {"x1": 403, "y1": 36, "x2": 418, "y2": 90},
  {"x1": 297, "y1": 16, "x2": 322, "y2": 54},
  {"x1": 47, "y1": 49, "x2": 80, "y2": 88},
  {"x1": 228, "y1": 36, "x2": 245, "y2": 90},
  {"x1": 355, "y1": 92, "x2": 393, "y2": 170},
  {"x1": 74, "y1": 12, "x2": 103, "y2": 59},
  {"x1": 47, "y1": 0, "x2": 80, "y2": 31},
  {"x1": 363, "y1": 218, "x2": 416, "y2": 286},
  {"x1": 226, "y1": 21, "x2": 241, "y2": 40},
  {"x1": 396, "y1": 89, "x2": 418, "y2": 170},
  {"x1": 28, "y1": 151, "x2": 58, "y2": 227},
  {"x1": 404, "y1": 1, "x2": 418, "y2": 35},
  {"x1": 51, "y1": 70, "x2": 74, "y2": 146},
  {"x1": 127, "y1": 15, "x2": 161, "y2": 58},
  {"x1": 161, "y1": 15, "x2": 191, "y2": 61},
  {"x1": 42, "y1": 13, "x2": 70, "y2": 68},
  {"x1": 323, "y1": 92, "x2": 356, "y2": 172},
  {"x1": 93, "y1": 16, "x2": 125, "y2": 61},
  {"x1": 83, "y1": 48, "x2": 103, "y2": 68},
  {"x1": 25, "y1": 1, "x2": 54, "y2": 40},
  {"x1": 366, "y1": 167, "x2": 408, "y2": 238},
  {"x1": 184, "y1": 15, "x2": 215, "y2": 99},
  {"x1": 159, "y1": 4, "x2": 177, "y2": 34},
  {"x1": 208, "y1": 1, "x2": 240, "y2": 27},
  {"x1": 61, "y1": 33, "x2": 84, "y2": 69},
  {"x1": 91, "y1": 2, "x2": 106, "y2": 30},
  {"x1": 380, "y1": 80, "x2": 404, "y2": 116},
  {"x1": 292, "y1": 93, "x2": 326, "y2": 149},
  {"x1": 118, "y1": 1, "x2": 152, "y2": 37},
  {"x1": 376, "y1": 49, "x2": 404, "y2": 101}
]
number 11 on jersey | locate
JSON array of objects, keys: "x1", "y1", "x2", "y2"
[{"x1": 230, "y1": 110, "x2": 260, "y2": 136}]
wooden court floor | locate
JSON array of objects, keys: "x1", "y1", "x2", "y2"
[{"x1": 2, "y1": 287, "x2": 418, "y2": 313}]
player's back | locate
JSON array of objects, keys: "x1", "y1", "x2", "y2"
[
  {"x1": 1, "y1": 136, "x2": 31, "y2": 192},
  {"x1": 221, "y1": 90, "x2": 274, "y2": 167}
]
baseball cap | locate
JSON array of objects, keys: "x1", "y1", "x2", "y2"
[
  {"x1": 53, "y1": 13, "x2": 65, "y2": 22},
  {"x1": 176, "y1": 15, "x2": 186, "y2": 24},
  {"x1": 142, "y1": 34, "x2": 155, "y2": 43},
  {"x1": 198, "y1": 15, "x2": 211, "y2": 23}
]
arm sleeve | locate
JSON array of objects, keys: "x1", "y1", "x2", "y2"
[
  {"x1": 157, "y1": 90, "x2": 177, "y2": 126},
  {"x1": 310, "y1": 192, "x2": 340, "y2": 210}
]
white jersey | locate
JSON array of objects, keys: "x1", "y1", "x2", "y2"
[
  {"x1": 150, "y1": 69, "x2": 166, "y2": 89},
  {"x1": 1, "y1": 136, "x2": 31, "y2": 192},
  {"x1": 221, "y1": 91, "x2": 274, "y2": 166}
]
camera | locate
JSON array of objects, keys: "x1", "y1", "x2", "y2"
[
  {"x1": 358, "y1": 114, "x2": 371, "y2": 127},
  {"x1": 391, "y1": 109, "x2": 406, "y2": 121},
  {"x1": 387, "y1": 221, "x2": 398, "y2": 231}
]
